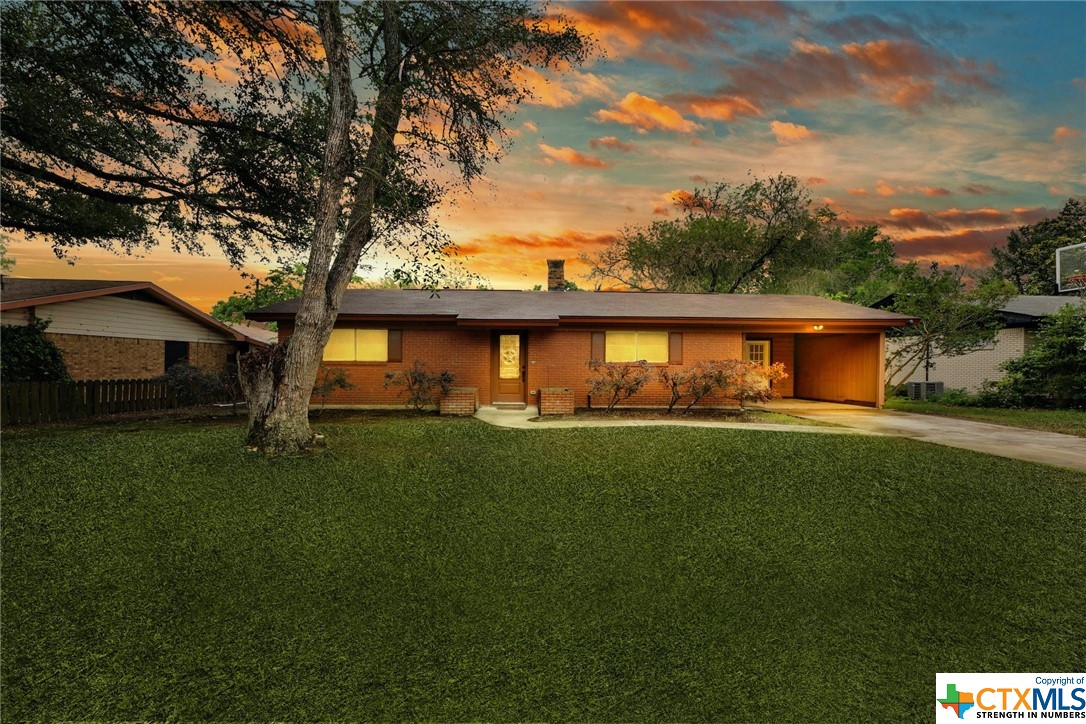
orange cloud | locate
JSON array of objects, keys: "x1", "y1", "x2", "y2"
[
  {"x1": 705, "y1": 34, "x2": 993, "y2": 115},
  {"x1": 558, "y1": 1, "x2": 793, "y2": 61},
  {"x1": 1053, "y1": 126, "x2": 1082, "y2": 142},
  {"x1": 792, "y1": 38, "x2": 834, "y2": 55},
  {"x1": 595, "y1": 92, "x2": 704, "y2": 134},
  {"x1": 807, "y1": 177, "x2": 827, "y2": 186},
  {"x1": 882, "y1": 206, "x2": 1053, "y2": 232},
  {"x1": 538, "y1": 143, "x2": 611, "y2": 168},
  {"x1": 875, "y1": 180, "x2": 896, "y2": 196},
  {"x1": 513, "y1": 66, "x2": 615, "y2": 108},
  {"x1": 589, "y1": 136, "x2": 635, "y2": 152},
  {"x1": 770, "y1": 120, "x2": 813, "y2": 143},
  {"x1": 522, "y1": 121, "x2": 539, "y2": 133},
  {"x1": 685, "y1": 95, "x2": 762, "y2": 121},
  {"x1": 456, "y1": 230, "x2": 618, "y2": 285},
  {"x1": 847, "y1": 188, "x2": 869, "y2": 196},
  {"x1": 894, "y1": 227, "x2": 1011, "y2": 265}
]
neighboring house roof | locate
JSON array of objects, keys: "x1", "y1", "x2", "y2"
[
  {"x1": 248, "y1": 289, "x2": 915, "y2": 326},
  {"x1": 228, "y1": 321, "x2": 278, "y2": 345},
  {"x1": 999, "y1": 295, "x2": 1081, "y2": 318},
  {"x1": 0, "y1": 277, "x2": 247, "y2": 343},
  {"x1": 871, "y1": 293, "x2": 1083, "y2": 327}
]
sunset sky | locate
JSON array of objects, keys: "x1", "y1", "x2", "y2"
[{"x1": 6, "y1": 0, "x2": 1086, "y2": 310}]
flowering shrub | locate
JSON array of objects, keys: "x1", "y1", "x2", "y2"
[
  {"x1": 586, "y1": 359, "x2": 654, "y2": 411},
  {"x1": 659, "y1": 359, "x2": 788, "y2": 412}
]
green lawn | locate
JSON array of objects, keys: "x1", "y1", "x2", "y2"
[
  {"x1": 885, "y1": 398, "x2": 1086, "y2": 437},
  {"x1": 3, "y1": 417, "x2": 1084, "y2": 720}
]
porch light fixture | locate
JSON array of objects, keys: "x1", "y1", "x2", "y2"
[{"x1": 813, "y1": 324, "x2": 824, "y2": 331}]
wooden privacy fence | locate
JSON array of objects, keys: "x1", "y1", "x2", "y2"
[{"x1": 1, "y1": 379, "x2": 229, "y2": 425}]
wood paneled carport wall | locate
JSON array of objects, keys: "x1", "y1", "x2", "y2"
[{"x1": 793, "y1": 331, "x2": 885, "y2": 407}]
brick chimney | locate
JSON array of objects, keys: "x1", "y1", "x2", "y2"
[{"x1": 547, "y1": 259, "x2": 566, "y2": 291}]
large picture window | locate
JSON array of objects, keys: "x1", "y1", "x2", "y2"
[
  {"x1": 323, "y1": 328, "x2": 389, "y2": 362},
  {"x1": 605, "y1": 331, "x2": 669, "y2": 363}
]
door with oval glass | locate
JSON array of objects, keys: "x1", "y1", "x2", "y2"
[
  {"x1": 492, "y1": 332, "x2": 527, "y2": 404},
  {"x1": 744, "y1": 339, "x2": 771, "y2": 390}
]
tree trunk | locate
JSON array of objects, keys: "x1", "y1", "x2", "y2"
[{"x1": 242, "y1": 0, "x2": 406, "y2": 454}]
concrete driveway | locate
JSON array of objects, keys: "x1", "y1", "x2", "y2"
[{"x1": 761, "y1": 403, "x2": 1086, "y2": 472}]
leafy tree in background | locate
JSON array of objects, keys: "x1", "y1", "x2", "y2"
[
  {"x1": 211, "y1": 264, "x2": 309, "y2": 326},
  {"x1": 777, "y1": 225, "x2": 900, "y2": 306},
  {"x1": 0, "y1": 238, "x2": 15, "y2": 273},
  {"x1": 211, "y1": 263, "x2": 367, "y2": 328},
  {"x1": 884, "y1": 264, "x2": 1014, "y2": 396},
  {"x1": 583, "y1": 174, "x2": 895, "y2": 302},
  {"x1": 991, "y1": 199, "x2": 1086, "y2": 295},
  {"x1": 995, "y1": 301, "x2": 1086, "y2": 408}
]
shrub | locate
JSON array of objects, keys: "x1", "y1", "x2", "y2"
[
  {"x1": 312, "y1": 366, "x2": 356, "y2": 415},
  {"x1": 659, "y1": 361, "x2": 728, "y2": 413},
  {"x1": 723, "y1": 360, "x2": 788, "y2": 410},
  {"x1": 384, "y1": 360, "x2": 454, "y2": 411},
  {"x1": 0, "y1": 320, "x2": 71, "y2": 381},
  {"x1": 992, "y1": 302, "x2": 1086, "y2": 409},
  {"x1": 586, "y1": 359, "x2": 654, "y2": 411},
  {"x1": 160, "y1": 362, "x2": 225, "y2": 406}
]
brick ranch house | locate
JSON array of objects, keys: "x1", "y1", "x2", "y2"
[
  {"x1": 0, "y1": 278, "x2": 262, "y2": 380},
  {"x1": 248, "y1": 261, "x2": 915, "y2": 412}
]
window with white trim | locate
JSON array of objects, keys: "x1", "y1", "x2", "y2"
[
  {"x1": 323, "y1": 328, "x2": 389, "y2": 361},
  {"x1": 605, "y1": 331, "x2": 669, "y2": 363}
]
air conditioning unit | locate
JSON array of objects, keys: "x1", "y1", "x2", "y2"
[{"x1": 907, "y1": 382, "x2": 944, "y2": 400}]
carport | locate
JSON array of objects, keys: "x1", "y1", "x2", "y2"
[{"x1": 793, "y1": 332, "x2": 884, "y2": 407}]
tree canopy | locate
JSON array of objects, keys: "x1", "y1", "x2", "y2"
[
  {"x1": 581, "y1": 174, "x2": 896, "y2": 303},
  {"x1": 990, "y1": 198, "x2": 1086, "y2": 295},
  {"x1": 4, "y1": 0, "x2": 592, "y2": 454},
  {"x1": 884, "y1": 264, "x2": 1013, "y2": 395},
  {"x1": 1, "y1": 1, "x2": 324, "y2": 262}
]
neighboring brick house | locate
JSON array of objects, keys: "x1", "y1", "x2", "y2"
[
  {"x1": 886, "y1": 295, "x2": 1082, "y2": 393},
  {"x1": 0, "y1": 278, "x2": 256, "y2": 380},
  {"x1": 248, "y1": 260, "x2": 914, "y2": 410}
]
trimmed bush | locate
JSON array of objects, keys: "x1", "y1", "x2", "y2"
[
  {"x1": 586, "y1": 359, "x2": 654, "y2": 411},
  {"x1": 0, "y1": 320, "x2": 70, "y2": 382},
  {"x1": 384, "y1": 360, "x2": 454, "y2": 411}
]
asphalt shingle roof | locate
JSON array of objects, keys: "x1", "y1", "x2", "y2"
[
  {"x1": 1000, "y1": 295, "x2": 1082, "y2": 318},
  {"x1": 0, "y1": 277, "x2": 144, "y2": 303},
  {"x1": 249, "y1": 289, "x2": 914, "y2": 323}
]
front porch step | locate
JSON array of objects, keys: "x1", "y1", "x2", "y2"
[{"x1": 492, "y1": 402, "x2": 528, "y2": 410}]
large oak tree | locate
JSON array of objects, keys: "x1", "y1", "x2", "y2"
[{"x1": 2, "y1": 0, "x2": 590, "y2": 454}]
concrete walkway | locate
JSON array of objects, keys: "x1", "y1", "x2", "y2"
[
  {"x1": 760, "y1": 405, "x2": 1086, "y2": 472},
  {"x1": 473, "y1": 406, "x2": 879, "y2": 435}
]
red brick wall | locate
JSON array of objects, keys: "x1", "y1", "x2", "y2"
[
  {"x1": 46, "y1": 333, "x2": 233, "y2": 380},
  {"x1": 527, "y1": 328, "x2": 745, "y2": 408},
  {"x1": 281, "y1": 324, "x2": 808, "y2": 408},
  {"x1": 282, "y1": 326, "x2": 493, "y2": 406},
  {"x1": 539, "y1": 387, "x2": 574, "y2": 415},
  {"x1": 440, "y1": 388, "x2": 478, "y2": 416}
]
